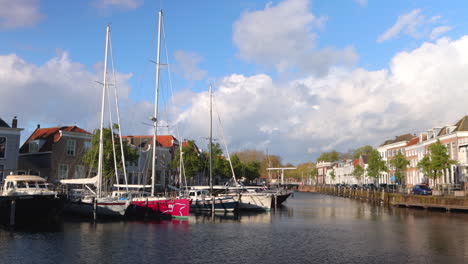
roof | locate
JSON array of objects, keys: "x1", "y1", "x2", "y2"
[
  {"x1": 406, "y1": 137, "x2": 419, "y2": 147},
  {"x1": 20, "y1": 126, "x2": 91, "y2": 153},
  {"x1": 454, "y1": 115, "x2": 468, "y2": 132},
  {"x1": 5, "y1": 175, "x2": 46, "y2": 182},
  {"x1": 0, "y1": 118, "x2": 10, "y2": 128},
  {"x1": 380, "y1": 133, "x2": 415, "y2": 146},
  {"x1": 123, "y1": 135, "x2": 178, "y2": 148}
]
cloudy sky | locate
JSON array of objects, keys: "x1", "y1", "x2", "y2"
[{"x1": 1, "y1": 0, "x2": 468, "y2": 164}]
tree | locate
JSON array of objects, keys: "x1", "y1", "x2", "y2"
[
  {"x1": 230, "y1": 154, "x2": 261, "y2": 183},
  {"x1": 260, "y1": 154, "x2": 282, "y2": 178},
  {"x1": 389, "y1": 150, "x2": 410, "y2": 184},
  {"x1": 352, "y1": 145, "x2": 374, "y2": 159},
  {"x1": 170, "y1": 140, "x2": 203, "y2": 179},
  {"x1": 366, "y1": 149, "x2": 387, "y2": 183},
  {"x1": 352, "y1": 164, "x2": 365, "y2": 182},
  {"x1": 317, "y1": 150, "x2": 340, "y2": 162},
  {"x1": 83, "y1": 125, "x2": 139, "y2": 185},
  {"x1": 417, "y1": 154, "x2": 433, "y2": 180},
  {"x1": 330, "y1": 169, "x2": 336, "y2": 181},
  {"x1": 417, "y1": 139, "x2": 457, "y2": 182}
]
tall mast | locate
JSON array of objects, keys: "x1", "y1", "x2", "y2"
[
  {"x1": 97, "y1": 25, "x2": 110, "y2": 198},
  {"x1": 152, "y1": 10, "x2": 163, "y2": 196},
  {"x1": 209, "y1": 84, "x2": 213, "y2": 194}
]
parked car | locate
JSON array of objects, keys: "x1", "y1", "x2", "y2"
[{"x1": 412, "y1": 184, "x2": 432, "y2": 195}]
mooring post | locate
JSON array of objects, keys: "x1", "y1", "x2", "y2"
[
  {"x1": 10, "y1": 199, "x2": 16, "y2": 226},
  {"x1": 93, "y1": 197, "x2": 97, "y2": 221}
]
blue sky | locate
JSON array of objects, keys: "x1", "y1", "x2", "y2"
[{"x1": 1, "y1": 0, "x2": 468, "y2": 163}]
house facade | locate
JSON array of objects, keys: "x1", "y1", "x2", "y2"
[
  {"x1": 18, "y1": 125, "x2": 92, "y2": 183},
  {"x1": 0, "y1": 117, "x2": 23, "y2": 180}
]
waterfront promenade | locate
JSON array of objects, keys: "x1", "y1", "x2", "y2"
[{"x1": 299, "y1": 185, "x2": 468, "y2": 211}]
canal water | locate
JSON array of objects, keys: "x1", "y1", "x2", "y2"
[{"x1": 1, "y1": 192, "x2": 467, "y2": 264}]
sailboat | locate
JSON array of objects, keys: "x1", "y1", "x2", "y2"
[
  {"x1": 188, "y1": 85, "x2": 239, "y2": 212},
  {"x1": 129, "y1": 10, "x2": 190, "y2": 219},
  {"x1": 61, "y1": 25, "x2": 130, "y2": 218}
]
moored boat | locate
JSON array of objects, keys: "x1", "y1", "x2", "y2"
[{"x1": 0, "y1": 175, "x2": 64, "y2": 225}]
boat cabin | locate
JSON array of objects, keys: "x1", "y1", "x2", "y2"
[
  {"x1": 2, "y1": 175, "x2": 56, "y2": 196},
  {"x1": 188, "y1": 189, "x2": 210, "y2": 199}
]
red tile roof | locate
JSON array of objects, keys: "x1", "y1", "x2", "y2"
[
  {"x1": 123, "y1": 135, "x2": 178, "y2": 148},
  {"x1": 20, "y1": 126, "x2": 91, "y2": 153},
  {"x1": 353, "y1": 159, "x2": 360, "y2": 167},
  {"x1": 406, "y1": 137, "x2": 419, "y2": 147}
]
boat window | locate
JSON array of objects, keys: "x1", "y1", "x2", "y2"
[
  {"x1": 17, "y1": 181, "x2": 27, "y2": 188},
  {"x1": 189, "y1": 192, "x2": 195, "y2": 196},
  {"x1": 7, "y1": 182, "x2": 14, "y2": 189},
  {"x1": 38, "y1": 183, "x2": 47, "y2": 188},
  {"x1": 197, "y1": 191, "x2": 201, "y2": 196},
  {"x1": 27, "y1": 181, "x2": 37, "y2": 188}
]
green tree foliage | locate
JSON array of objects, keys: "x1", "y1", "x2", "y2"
[
  {"x1": 366, "y1": 149, "x2": 387, "y2": 181},
  {"x1": 417, "y1": 139, "x2": 457, "y2": 180},
  {"x1": 229, "y1": 154, "x2": 261, "y2": 183},
  {"x1": 83, "y1": 125, "x2": 139, "y2": 183},
  {"x1": 417, "y1": 154, "x2": 433, "y2": 179},
  {"x1": 352, "y1": 164, "x2": 365, "y2": 181},
  {"x1": 170, "y1": 140, "x2": 203, "y2": 179},
  {"x1": 389, "y1": 150, "x2": 410, "y2": 183},
  {"x1": 317, "y1": 150, "x2": 340, "y2": 162},
  {"x1": 352, "y1": 145, "x2": 374, "y2": 159},
  {"x1": 330, "y1": 169, "x2": 336, "y2": 181},
  {"x1": 209, "y1": 143, "x2": 230, "y2": 179}
]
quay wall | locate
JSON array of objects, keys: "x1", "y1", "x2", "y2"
[{"x1": 297, "y1": 185, "x2": 468, "y2": 211}]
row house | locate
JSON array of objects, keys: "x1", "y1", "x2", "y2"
[
  {"x1": 0, "y1": 117, "x2": 23, "y2": 180},
  {"x1": 122, "y1": 135, "x2": 178, "y2": 188},
  {"x1": 317, "y1": 155, "x2": 369, "y2": 185},
  {"x1": 405, "y1": 116, "x2": 468, "y2": 188},
  {"x1": 377, "y1": 134, "x2": 416, "y2": 185},
  {"x1": 316, "y1": 161, "x2": 332, "y2": 185},
  {"x1": 18, "y1": 125, "x2": 92, "y2": 183}
]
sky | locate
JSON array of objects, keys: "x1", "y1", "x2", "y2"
[{"x1": 1, "y1": 0, "x2": 468, "y2": 164}]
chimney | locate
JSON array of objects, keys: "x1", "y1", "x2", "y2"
[
  {"x1": 12, "y1": 116, "x2": 17, "y2": 128},
  {"x1": 37, "y1": 124, "x2": 40, "y2": 129}
]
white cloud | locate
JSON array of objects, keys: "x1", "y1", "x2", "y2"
[
  {"x1": 0, "y1": 0, "x2": 43, "y2": 30},
  {"x1": 173, "y1": 36, "x2": 468, "y2": 163},
  {"x1": 0, "y1": 52, "x2": 153, "y2": 141},
  {"x1": 377, "y1": 9, "x2": 448, "y2": 43},
  {"x1": 430, "y1": 26, "x2": 452, "y2": 40},
  {"x1": 233, "y1": 0, "x2": 357, "y2": 76},
  {"x1": 174, "y1": 50, "x2": 207, "y2": 81},
  {"x1": 353, "y1": 0, "x2": 367, "y2": 7},
  {"x1": 93, "y1": 0, "x2": 143, "y2": 10}
]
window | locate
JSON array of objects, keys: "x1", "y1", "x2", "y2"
[
  {"x1": 29, "y1": 140, "x2": 39, "y2": 153},
  {"x1": 28, "y1": 170, "x2": 40, "y2": 176},
  {"x1": 58, "y1": 164, "x2": 69, "y2": 179},
  {"x1": 74, "y1": 165, "x2": 85, "y2": 179},
  {"x1": 0, "y1": 137, "x2": 6, "y2": 158},
  {"x1": 66, "y1": 140, "x2": 76, "y2": 156},
  {"x1": 84, "y1": 141, "x2": 91, "y2": 152},
  {"x1": 0, "y1": 164, "x2": 3, "y2": 180}
]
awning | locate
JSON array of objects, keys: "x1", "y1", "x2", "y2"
[{"x1": 60, "y1": 176, "x2": 98, "y2": 185}]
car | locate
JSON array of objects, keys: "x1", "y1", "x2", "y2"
[{"x1": 412, "y1": 184, "x2": 432, "y2": 195}]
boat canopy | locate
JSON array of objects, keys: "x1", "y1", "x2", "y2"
[
  {"x1": 5, "y1": 175, "x2": 47, "y2": 182},
  {"x1": 60, "y1": 176, "x2": 98, "y2": 185}
]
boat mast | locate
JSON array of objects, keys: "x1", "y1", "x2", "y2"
[
  {"x1": 209, "y1": 84, "x2": 213, "y2": 194},
  {"x1": 97, "y1": 25, "x2": 110, "y2": 199},
  {"x1": 151, "y1": 10, "x2": 163, "y2": 196}
]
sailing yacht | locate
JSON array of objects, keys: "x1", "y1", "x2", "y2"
[
  {"x1": 129, "y1": 10, "x2": 190, "y2": 219},
  {"x1": 188, "y1": 85, "x2": 239, "y2": 212},
  {"x1": 61, "y1": 25, "x2": 130, "y2": 218}
]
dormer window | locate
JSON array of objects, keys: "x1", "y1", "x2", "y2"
[{"x1": 29, "y1": 140, "x2": 39, "y2": 153}]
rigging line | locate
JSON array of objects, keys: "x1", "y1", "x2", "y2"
[
  {"x1": 105, "y1": 65, "x2": 120, "y2": 192},
  {"x1": 212, "y1": 92, "x2": 238, "y2": 185},
  {"x1": 109, "y1": 32, "x2": 129, "y2": 191},
  {"x1": 162, "y1": 18, "x2": 188, "y2": 191}
]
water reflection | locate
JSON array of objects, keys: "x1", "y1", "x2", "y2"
[{"x1": 1, "y1": 192, "x2": 468, "y2": 264}]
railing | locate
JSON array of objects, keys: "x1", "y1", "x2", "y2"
[{"x1": 435, "y1": 184, "x2": 462, "y2": 195}]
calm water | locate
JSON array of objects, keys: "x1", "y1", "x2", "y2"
[{"x1": 1, "y1": 192, "x2": 468, "y2": 264}]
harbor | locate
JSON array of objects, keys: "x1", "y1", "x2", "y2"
[{"x1": 1, "y1": 192, "x2": 467, "y2": 264}]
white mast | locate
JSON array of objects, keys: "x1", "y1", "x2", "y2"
[
  {"x1": 151, "y1": 10, "x2": 163, "y2": 196},
  {"x1": 209, "y1": 84, "x2": 213, "y2": 194},
  {"x1": 97, "y1": 25, "x2": 110, "y2": 198}
]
